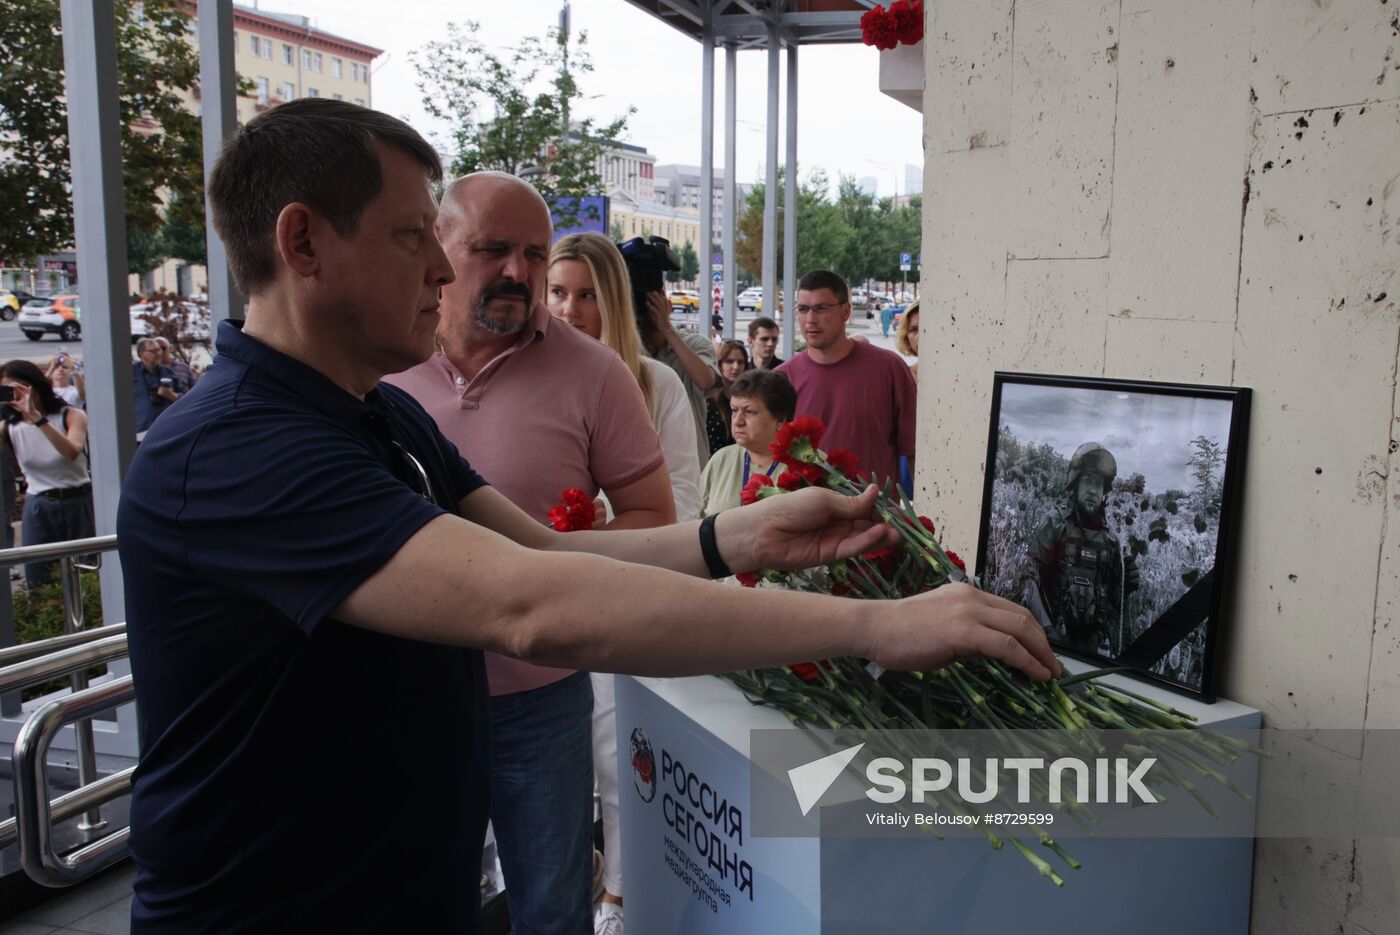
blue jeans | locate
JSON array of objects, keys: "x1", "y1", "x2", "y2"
[{"x1": 490, "y1": 672, "x2": 595, "y2": 935}]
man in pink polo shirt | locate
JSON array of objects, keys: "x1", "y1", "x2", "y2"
[
  {"x1": 777, "y1": 270, "x2": 917, "y2": 487},
  {"x1": 388, "y1": 172, "x2": 675, "y2": 935}
]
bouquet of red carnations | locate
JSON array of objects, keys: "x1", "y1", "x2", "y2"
[
  {"x1": 860, "y1": 0, "x2": 925, "y2": 51},
  {"x1": 722, "y1": 418, "x2": 1256, "y2": 885}
]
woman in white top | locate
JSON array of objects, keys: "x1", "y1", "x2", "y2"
[
  {"x1": 546, "y1": 233, "x2": 702, "y2": 934},
  {"x1": 547, "y1": 233, "x2": 702, "y2": 522},
  {"x1": 2, "y1": 359, "x2": 92, "y2": 587}
]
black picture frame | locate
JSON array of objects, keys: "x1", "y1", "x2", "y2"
[{"x1": 974, "y1": 373, "x2": 1251, "y2": 700}]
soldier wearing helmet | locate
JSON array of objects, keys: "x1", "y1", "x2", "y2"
[{"x1": 1027, "y1": 443, "x2": 1139, "y2": 655}]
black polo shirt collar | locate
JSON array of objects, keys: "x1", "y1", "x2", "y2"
[{"x1": 214, "y1": 319, "x2": 408, "y2": 429}]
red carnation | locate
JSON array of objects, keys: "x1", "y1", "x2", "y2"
[
  {"x1": 548, "y1": 488, "x2": 596, "y2": 532},
  {"x1": 945, "y1": 549, "x2": 967, "y2": 573},
  {"x1": 741, "y1": 474, "x2": 776, "y2": 505},
  {"x1": 918, "y1": 515, "x2": 936, "y2": 536},
  {"x1": 770, "y1": 416, "x2": 826, "y2": 468},
  {"x1": 826, "y1": 448, "x2": 860, "y2": 478},
  {"x1": 736, "y1": 571, "x2": 760, "y2": 588},
  {"x1": 776, "y1": 470, "x2": 807, "y2": 491},
  {"x1": 789, "y1": 662, "x2": 823, "y2": 682}
]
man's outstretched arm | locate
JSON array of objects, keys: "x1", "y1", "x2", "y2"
[{"x1": 333, "y1": 484, "x2": 1061, "y2": 682}]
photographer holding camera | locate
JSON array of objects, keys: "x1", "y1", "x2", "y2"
[
  {"x1": 133, "y1": 337, "x2": 181, "y2": 434},
  {"x1": 0, "y1": 360, "x2": 93, "y2": 586},
  {"x1": 621, "y1": 237, "x2": 721, "y2": 470}
]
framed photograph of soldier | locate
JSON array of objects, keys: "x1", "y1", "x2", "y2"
[{"x1": 974, "y1": 373, "x2": 1251, "y2": 700}]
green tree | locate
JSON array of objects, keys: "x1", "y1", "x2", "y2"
[
  {"x1": 736, "y1": 168, "x2": 852, "y2": 281},
  {"x1": 678, "y1": 241, "x2": 699, "y2": 284},
  {"x1": 412, "y1": 21, "x2": 631, "y2": 230},
  {"x1": 126, "y1": 225, "x2": 167, "y2": 278},
  {"x1": 0, "y1": 0, "x2": 206, "y2": 263},
  {"x1": 160, "y1": 194, "x2": 207, "y2": 267}
]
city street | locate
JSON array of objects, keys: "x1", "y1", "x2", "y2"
[{"x1": 0, "y1": 318, "x2": 88, "y2": 364}]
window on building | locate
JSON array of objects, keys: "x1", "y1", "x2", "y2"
[
  {"x1": 333, "y1": 93, "x2": 343, "y2": 101},
  {"x1": 302, "y1": 49, "x2": 313, "y2": 69},
  {"x1": 308, "y1": 88, "x2": 320, "y2": 98},
  {"x1": 332, "y1": 58, "x2": 343, "y2": 78},
  {"x1": 279, "y1": 82, "x2": 295, "y2": 101},
  {"x1": 250, "y1": 36, "x2": 260, "y2": 57},
  {"x1": 355, "y1": 98, "x2": 365, "y2": 106},
  {"x1": 314, "y1": 53, "x2": 323, "y2": 72},
  {"x1": 264, "y1": 39, "x2": 273, "y2": 60},
  {"x1": 283, "y1": 43, "x2": 294, "y2": 65},
  {"x1": 255, "y1": 76, "x2": 269, "y2": 105}
]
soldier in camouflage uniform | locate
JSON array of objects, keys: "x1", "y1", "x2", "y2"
[{"x1": 1028, "y1": 443, "x2": 1139, "y2": 655}]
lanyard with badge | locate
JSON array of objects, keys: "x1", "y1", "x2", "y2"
[{"x1": 741, "y1": 451, "x2": 779, "y2": 487}]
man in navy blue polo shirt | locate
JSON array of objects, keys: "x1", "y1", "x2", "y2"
[{"x1": 119, "y1": 99, "x2": 1058, "y2": 933}]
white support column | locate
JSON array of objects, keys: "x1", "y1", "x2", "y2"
[
  {"x1": 199, "y1": 0, "x2": 244, "y2": 329},
  {"x1": 59, "y1": 0, "x2": 137, "y2": 756},
  {"x1": 782, "y1": 43, "x2": 798, "y2": 360},
  {"x1": 761, "y1": 22, "x2": 780, "y2": 338},
  {"x1": 699, "y1": 3, "x2": 719, "y2": 337},
  {"x1": 722, "y1": 45, "x2": 738, "y2": 335}
]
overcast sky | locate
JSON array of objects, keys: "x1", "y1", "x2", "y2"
[
  {"x1": 998, "y1": 383, "x2": 1238, "y2": 493},
  {"x1": 248, "y1": 0, "x2": 925, "y2": 197}
]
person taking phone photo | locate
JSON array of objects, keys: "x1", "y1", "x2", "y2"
[{"x1": 1, "y1": 360, "x2": 93, "y2": 586}]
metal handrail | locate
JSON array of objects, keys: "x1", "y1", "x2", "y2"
[
  {"x1": 12, "y1": 677, "x2": 136, "y2": 886},
  {"x1": 0, "y1": 535, "x2": 117, "y2": 567},
  {"x1": 0, "y1": 635, "x2": 130, "y2": 695},
  {"x1": 0, "y1": 623, "x2": 126, "y2": 669},
  {"x1": 1, "y1": 534, "x2": 124, "y2": 842},
  {"x1": 0, "y1": 764, "x2": 134, "y2": 851}
]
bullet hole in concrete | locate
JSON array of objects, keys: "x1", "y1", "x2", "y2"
[
  {"x1": 1289, "y1": 574, "x2": 1299, "y2": 582},
  {"x1": 1333, "y1": 111, "x2": 1342, "y2": 126},
  {"x1": 1314, "y1": 467, "x2": 1323, "y2": 475},
  {"x1": 1287, "y1": 691, "x2": 1294, "y2": 697},
  {"x1": 1295, "y1": 131, "x2": 1304, "y2": 140},
  {"x1": 1263, "y1": 160, "x2": 1274, "y2": 171},
  {"x1": 1165, "y1": 57, "x2": 1175, "y2": 69},
  {"x1": 1368, "y1": 197, "x2": 1374, "y2": 206},
  {"x1": 1339, "y1": 298, "x2": 1346, "y2": 307},
  {"x1": 1298, "y1": 235, "x2": 1304, "y2": 242},
  {"x1": 1295, "y1": 116, "x2": 1310, "y2": 128},
  {"x1": 1390, "y1": 440, "x2": 1398, "y2": 453},
  {"x1": 1378, "y1": 292, "x2": 1389, "y2": 303}
]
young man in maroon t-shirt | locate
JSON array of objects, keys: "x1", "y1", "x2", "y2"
[{"x1": 777, "y1": 270, "x2": 917, "y2": 486}]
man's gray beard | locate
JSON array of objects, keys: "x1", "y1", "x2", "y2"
[{"x1": 473, "y1": 303, "x2": 528, "y2": 336}]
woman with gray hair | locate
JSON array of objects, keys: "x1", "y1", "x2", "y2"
[{"x1": 698, "y1": 368, "x2": 797, "y2": 517}]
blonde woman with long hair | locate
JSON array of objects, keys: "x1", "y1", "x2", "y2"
[
  {"x1": 546, "y1": 232, "x2": 702, "y2": 934},
  {"x1": 548, "y1": 233, "x2": 701, "y2": 520}
]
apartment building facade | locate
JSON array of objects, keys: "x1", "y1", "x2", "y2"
[{"x1": 228, "y1": 5, "x2": 381, "y2": 121}]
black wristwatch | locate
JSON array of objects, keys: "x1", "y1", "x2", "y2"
[{"x1": 32, "y1": 416, "x2": 48, "y2": 428}]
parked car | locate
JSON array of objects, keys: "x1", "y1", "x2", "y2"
[
  {"x1": 130, "y1": 301, "x2": 212, "y2": 343},
  {"x1": 0, "y1": 291, "x2": 19, "y2": 321},
  {"x1": 19, "y1": 294, "x2": 81, "y2": 341},
  {"x1": 737, "y1": 287, "x2": 764, "y2": 312},
  {"x1": 667, "y1": 289, "x2": 701, "y2": 312}
]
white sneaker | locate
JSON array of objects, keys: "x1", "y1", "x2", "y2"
[{"x1": 594, "y1": 901, "x2": 623, "y2": 935}]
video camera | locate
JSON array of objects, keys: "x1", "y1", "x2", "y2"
[{"x1": 617, "y1": 236, "x2": 681, "y2": 331}]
